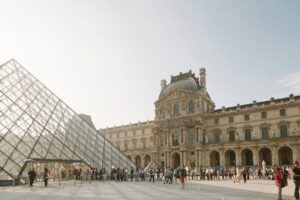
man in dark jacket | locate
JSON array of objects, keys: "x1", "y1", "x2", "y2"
[
  {"x1": 28, "y1": 169, "x2": 36, "y2": 186},
  {"x1": 293, "y1": 160, "x2": 300, "y2": 200}
]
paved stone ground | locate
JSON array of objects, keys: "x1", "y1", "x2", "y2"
[{"x1": 0, "y1": 179, "x2": 295, "y2": 200}]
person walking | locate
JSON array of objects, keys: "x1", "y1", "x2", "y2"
[
  {"x1": 178, "y1": 167, "x2": 187, "y2": 189},
  {"x1": 274, "y1": 167, "x2": 283, "y2": 200},
  {"x1": 130, "y1": 167, "x2": 134, "y2": 181},
  {"x1": 242, "y1": 167, "x2": 247, "y2": 183},
  {"x1": 149, "y1": 168, "x2": 155, "y2": 183},
  {"x1": 43, "y1": 167, "x2": 49, "y2": 187},
  {"x1": 28, "y1": 168, "x2": 36, "y2": 187},
  {"x1": 293, "y1": 160, "x2": 300, "y2": 200}
]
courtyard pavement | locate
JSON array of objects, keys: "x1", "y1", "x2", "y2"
[{"x1": 0, "y1": 179, "x2": 295, "y2": 200}]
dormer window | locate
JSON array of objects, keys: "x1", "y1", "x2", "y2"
[
  {"x1": 229, "y1": 116, "x2": 234, "y2": 123},
  {"x1": 261, "y1": 111, "x2": 267, "y2": 119},
  {"x1": 280, "y1": 109, "x2": 286, "y2": 117},
  {"x1": 244, "y1": 114, "x2": 250, "y2": 121}
]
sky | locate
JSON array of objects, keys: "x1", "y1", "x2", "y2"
[{"x1": 0, "y1": 0, "x2": 299, "y2": 129}]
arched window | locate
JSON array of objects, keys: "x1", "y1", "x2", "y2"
[
  {"x1": 174, "y1": 104, "x2": 179, "y2": 115},
  {"x1": 188, "y1": 100, "x2": 194, "y2": 113}
]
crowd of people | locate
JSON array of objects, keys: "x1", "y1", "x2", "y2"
[{"x1": 24, "y1": 161, "x2": 300, "y2": 200}]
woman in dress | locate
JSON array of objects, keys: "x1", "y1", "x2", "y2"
[{"x1": 274, "y1": 167, "x2": 282, "y2": 200}]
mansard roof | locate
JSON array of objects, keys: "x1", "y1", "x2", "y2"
[{"x1": 214, "y1": 94, "x2": 300, "y2": 114}]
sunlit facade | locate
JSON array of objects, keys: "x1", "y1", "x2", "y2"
[
  {"x1": 101, "y1": 69, "x2": 300, "y2": 169},
  {"x1": 0, "y1": 59, "x2": 134, "y2": 181}
]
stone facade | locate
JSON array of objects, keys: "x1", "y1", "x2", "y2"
[{"x1": 99, "y1": 69, "x2": 300, "y2": 169}]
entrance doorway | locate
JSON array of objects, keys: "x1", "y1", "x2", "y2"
[
  {"x1": 278, "y1": 146, "x2": 293, "y2": 165},
  {"x1": 225, "y1": 150, "x2": 236, "y2": 167},
  {"x1": 259, "y1": 147, "x2": 272, "y2": 166},
  {"x1": 172, "y1": 153, "x2": 180, "y2": 168},
  {"x1": 210, "y1": 151, "x2": 220, "y2": 167},
  {"x1": 135, "y1": 155, "x2": 141, "y2": 169}
]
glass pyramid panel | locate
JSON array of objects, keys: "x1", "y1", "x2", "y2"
[{"x1": 0, "y1": 59, "x2": 135, "y2": 179}]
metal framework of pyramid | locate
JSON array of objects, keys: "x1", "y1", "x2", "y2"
[{"x1": 0, "y1": 59, "x2": 135, "y2": 179}]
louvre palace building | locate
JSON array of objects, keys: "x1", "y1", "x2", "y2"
[{"x1": 100, "y1": 68, "x2": 300, "y2": 170}]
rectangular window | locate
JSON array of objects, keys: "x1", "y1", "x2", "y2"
[
  {"x1": 280, "y1": 125, "x2": 288, "y2": 137},
  {"x1": 261, "y1": 127, "x2": 269, "y2": 139},
  {"x1": 189, "y1": 133, "x2": 194, "y2": 145},
  {"x1": 229, "y1": 131, "x2": 235, "y2": 141},
  {"x1": 229, "y1": 116, "x2": 234, "y2": 123},
  {"x1": 280, "y1": 109, "x2": 286, "y2": 117},
  {"x1": 244, "y1": 114, "x2": 250, "y2": 121},
  {"x1": 261, "y1": 112, "x2": 267, "y2": 119},
  {"x1": 245, "y1": 129, "x2": 251, "y2": 140},
  {"x1": 160, "y1": 134, "x2": 164, "y2": 146}
]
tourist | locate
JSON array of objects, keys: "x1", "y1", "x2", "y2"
[
  {"x1": 149, "y1": 168, "x2": 155, "y2": 183},
  {"x1": 173, "y1": 168, "x2": 178, "y2": 183},
  {"x1": 282, "y1": 166, "x2": 288, "y2": 186},
  {"x1": 28, "y1": 168, "x2": 36, "y2": 187},
  {"x1": 43, "y1": 167, "x2": 49, "y2": 187},
  {"x1": 274, "y1": 167, "x2": 283, "y2": 200},
  {"x1": 130, "y1": 167, "x2": 134, "y2": 181},
  {"x1": 242, "y1": 167, "x2": 247, "y2": 183},
  {"x1": 178, "y1": 167, "x2": 187, "y2": 189},
  {"x1": 293, "y1": 160, "x2": 300, "y2": 200}
]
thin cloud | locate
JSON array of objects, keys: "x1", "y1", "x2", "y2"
[{"x1": 277, "y1": 71, "x2": 300, "y2": 93}]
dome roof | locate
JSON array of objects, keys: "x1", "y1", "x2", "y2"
[{"x1": 159, "y1": 77, "x2": 200, "y2": 99}]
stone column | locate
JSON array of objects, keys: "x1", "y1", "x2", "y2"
[
  {"x1": 198, "y1": 150, "x2": 202, "y2": 166},
  {"x1": 196, "y1": 150, "x2": 199, "y2": 168},
  {"x1": 183, "y1": 151, "x2": 187, "y2": 167},
  {"x1": 252, "y1": 146, "x2": 259, "y2": 166},
  {"x1": 220, "y1": 149, "x2": 225, "y2": 166},
  {"x1": 167, "y1": 151, "x2": 171, "y2": 167},
  {"x1": 165, "y1": 152, "x2": 168, "y2": 167},
  {"x1": 272, "y1": 145, "x2": 278, "y2": 166},
  {"x1": 183, "y1": 128, "x2": 186, "y2": 144},
  {"x1": 292, "y1": 144, "x2": 298, "y2": 163},
  {"x1": 180, "y1": 151, "x2": 184, "y2": 168},
  {"x1": 235, "y1": 148, "x2": 241, "y2": 166},
  {"x1": 199, "y1": 129, "x2": 203, "y2": 144},
  {"x1": 141, "y1": 155, "x2": 145, "y2": 168}
]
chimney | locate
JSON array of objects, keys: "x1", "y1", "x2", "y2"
[
  {"x1": 160, "y1": 79, "x2": 166, "y2": 90},
  {"x1": 200, "y1": 68, "x2": 206, "y2": 93}
]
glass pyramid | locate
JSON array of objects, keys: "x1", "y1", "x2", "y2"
[{"x1": 0, "y1": 59, "x2": 134, "y2": 180}]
